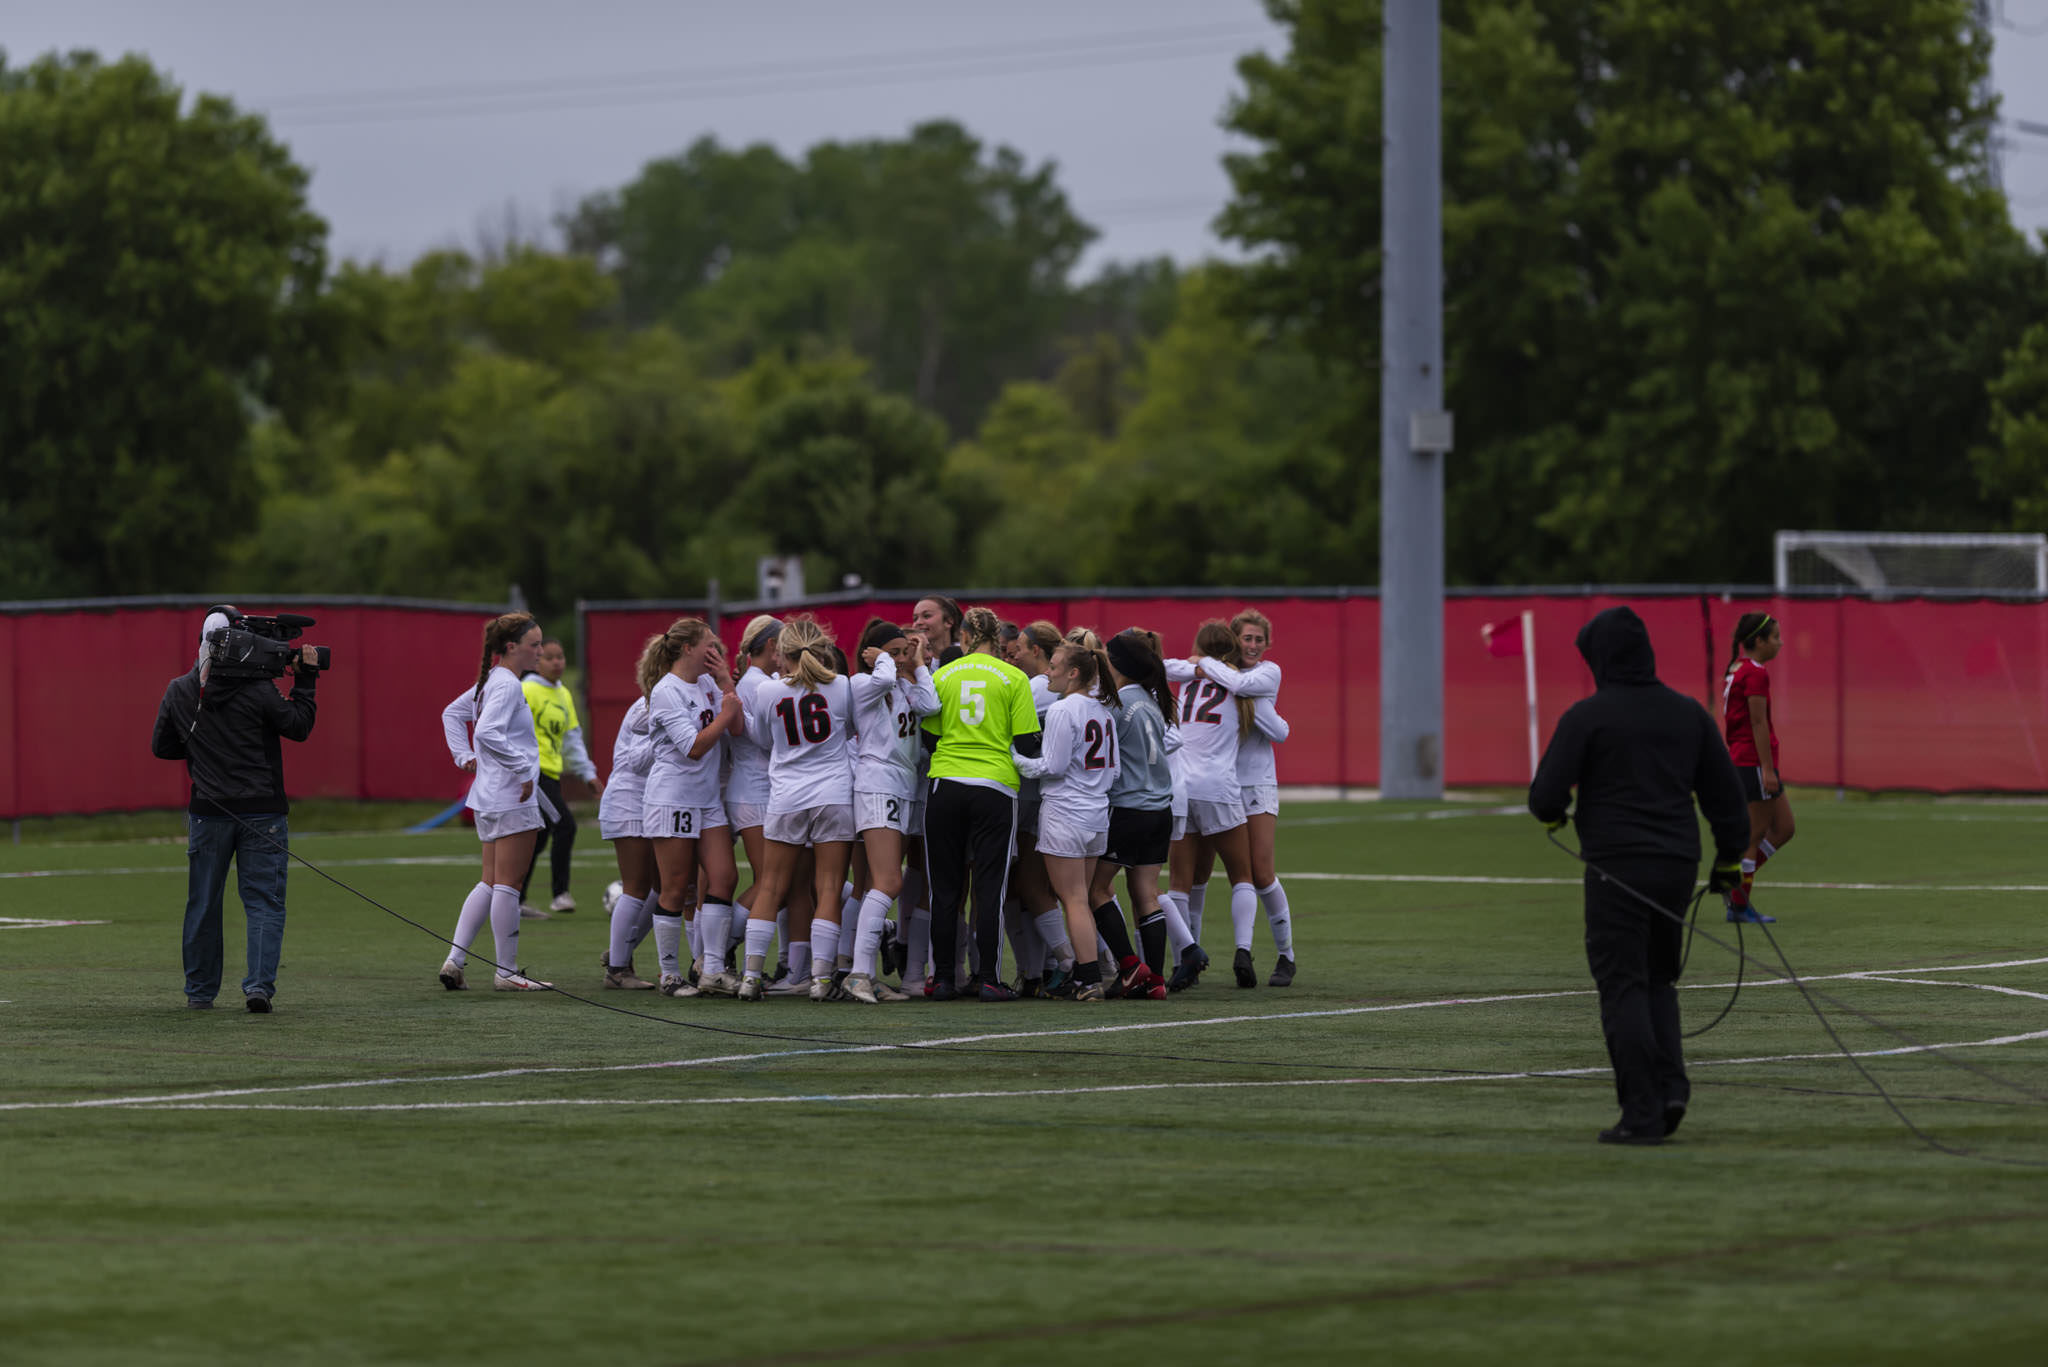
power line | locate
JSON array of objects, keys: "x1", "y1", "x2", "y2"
[{"x1": 254, "y1": 23, "x2": 1272, "y2": 129}]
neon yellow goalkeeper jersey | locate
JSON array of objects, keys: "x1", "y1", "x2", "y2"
[{"x1": 924, "y1": 653, "x2": 1041, "y2": 790}]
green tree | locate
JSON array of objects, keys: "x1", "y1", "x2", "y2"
[
  {"x1": 1220, "y1": 0, "x2": 2044, "y2": 583},
  {"x1": 1972, "y1": 320, "x2": 2048, "y2": 528},
  {"x1": 0, "y1": 52, "x2": 332, "y2": 598}
]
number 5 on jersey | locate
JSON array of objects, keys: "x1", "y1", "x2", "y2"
[{"x1": 956, "y1": 678, "x2": 987, "y2": 726}]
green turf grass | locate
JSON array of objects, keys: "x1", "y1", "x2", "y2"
[{"x1": 3, "y1": 797, "x2": 2045, "y2": 1365}]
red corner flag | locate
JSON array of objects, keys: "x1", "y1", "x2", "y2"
[{"x1": 1481, "y1": 617, "x2": 1523, "y2": 657}]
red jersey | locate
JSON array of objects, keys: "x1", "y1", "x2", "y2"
[{"x1": 1722, "y1": 658, "x2": 1778, "y2": 768}]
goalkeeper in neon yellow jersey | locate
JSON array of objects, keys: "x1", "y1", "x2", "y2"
[{"x1": 520, "y1": 637, "x2": 602, "y2": 914}]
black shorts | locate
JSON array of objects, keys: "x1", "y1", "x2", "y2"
[
  {"x1": 1737, "y1": 765, "x2": 1777, "y2": 803},
  {"x1": 1017, "y1": 793, "x2": 1041, "y2": 841},
  {"x1": 1103, "y1": 806, "x2": 1172, "y2": 868}
]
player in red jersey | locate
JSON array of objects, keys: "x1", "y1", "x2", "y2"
[{"x1": 1721, "y1": 612, "x2": 1795, "y2": 923}]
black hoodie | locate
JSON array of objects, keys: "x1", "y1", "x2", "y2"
[{"x1": 1528, "y1": 607, "x2": 1748, "y2": 866}]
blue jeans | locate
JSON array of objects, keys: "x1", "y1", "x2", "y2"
[{"x1": 183, "y1": 812, "x2": 289, "y2": 1004}]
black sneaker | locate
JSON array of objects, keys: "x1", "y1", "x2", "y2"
[
  {"x1": 1267, "y1": 955, "x2": 1296, "y2": 988},
  {"x1": 929, "y1": 978, "x2": 960, "y2": 1002},
  {"x1": 1663, "y1": 1102, "x2": 1687, "y2": 1138},
  {"x1": 978, "y1": 981, "x2": 1020, "y2": 1002},
  {"x1": 1168, "y1": 944, "x2": 1209, "y2": 992},
  {"x1": 245, "y1": 994, "x2": 272, "y2": 1014},
  {"x1": 1233, "y1": 948, "x2": 1257, "y2": 988}
]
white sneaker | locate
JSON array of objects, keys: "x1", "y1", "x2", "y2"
[
  {"x1": 549, "y1": 892, "x2": 576, "y2": 913},
  {"x1": 871, "y1": 978, "x2": 910, "y2": 1002},
  {"x1": 603, "y1": 959, "x2": 654, "y2": 990},
  {"x1": 763, "y1": 974, "x2": 809, "y2": 996},
  {"x1": 518, "y1": 903, "x2": 550, "y2": 920},
  {"x1": 737, "y1": 975, "x2": 764, "y2": 1002},
  {"x1": 438, "y1": 960, "x2": 466, "y2": 991},
  {"x1": 809, "y1": 975, "x2": 834, "y2": 1002},
  {"x1": 843, "y1": 973, "x2": 879, "y2": 1004},
  {"x1": 492, "y1": 971, "x2": 551, "y2": 991},
  {"x1": 659, "y1": 973, "x2": 700, "y2": 998},
  {"x1": 697, "y1": 969, "x2": 741, "y2": 998}
]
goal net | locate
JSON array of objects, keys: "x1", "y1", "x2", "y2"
[{"x1": 1774, "y1": 531, "x2": 2048, "y2": 597}]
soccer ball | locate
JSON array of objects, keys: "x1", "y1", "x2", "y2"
[{"x1": 602, "y1": 880, "x2": 624, "y2": 915}]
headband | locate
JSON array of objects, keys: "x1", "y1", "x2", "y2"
[
  {"x1": 861, "y1": 622, "x2": 907, "y2": 653},
  {"x1": 1742, "y1": 614, "x2": 1775, "y2": 644},
  {"x1": 746, "y1": 620, "x2": 783, "y2": 654},
  {"x1": 1106, "y1": 632, "x2": 1155, "y2": 684}
]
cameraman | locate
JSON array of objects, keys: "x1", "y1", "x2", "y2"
[
  {"x1": 1529, "y1": 607, "x2": 1748, "y2": 1145},
  {"x1": 151, "y1": 609, "x2": 320, "y2": 1012}
]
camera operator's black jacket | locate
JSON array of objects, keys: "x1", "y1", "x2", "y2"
[
  {"x1": 1529, "y1": 607, "x2": 1748, "y2": 867},
  {"x1": 151, "y1": 669, "x2": 318, "y2": 816}
]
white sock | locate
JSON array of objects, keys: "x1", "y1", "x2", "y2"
[
  {"x1": 787, "y1": 942, "x2": 811, "y2": 982},
  {"x1": 698, "y1": 902, "x2": 734, "y2": 974},
  {"x1": 841, "y1": 880, "x2": 856, "y2": 909},
  {"x1": 1187, "y1": 882, "x2": 1208, "y2": 943},
  {"x1": 626, "y1": 894, "x2": 655, "y2": 955},
  {"x1": 853, "y1": 888, "x2": 893, "y2": 976},
  {"x1": 1229, "y1": 881, "x2": 1257, "y2": 952},
  {"x1": 1032, "y1": 908, "x2": 1075, "y2": 968},
  {"x1": 448, "y1": 881, "x2": 491, "y2": 967},
  {"x1": 1258, "y1": 880, "x2": 1293, "y2": 958},
  {"x1": 653, "y1": 914, "x2": 684, "y2": 979},
  {"x1": 744, "y1": 917, "x2": 776, "y2": 978},
  {"x1": 904, "y1": 907, "x2": 931, "y2": 990},
  {"x1": 684, "y1": 912, "x2": 702, "y2": 964},
  {"x1": 811, "y1": 920, "x2": 841, "y2": 980},
  {"x1": 608, "y1": 892, "x2": 644, "y2": 969},
  {"x1": 1758, "y1": 837, "x2": 1778, "y2": 860},
  {"x1": 1160, "y1": 896, "x2": 1194, "y2": 957},
  {"x1": 488, "y1": 884, "x2": 522, "y2": 979}
]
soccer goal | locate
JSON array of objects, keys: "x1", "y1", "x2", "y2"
[{"x1": 1774, "y1": 531, "x2": 2048, "y2": 597}]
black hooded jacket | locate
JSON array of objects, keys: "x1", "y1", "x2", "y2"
[
  {"x1": 1528, "y1": 607, "x2": 1748, "y2": 866},
  {"x1": 152, "y1": 668, "x2": 318, "y2": 816}
]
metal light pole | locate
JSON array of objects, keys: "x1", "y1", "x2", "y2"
[{"x1": 1379, "y1": 0, "x2": 1450, "y2": 799}]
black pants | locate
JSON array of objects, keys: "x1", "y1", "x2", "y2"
[
  {"x1": 521, "y1": 774, "x2": 574, "y2": 900},
  {"x1": 1583, "y1": 857, "x2": 1693, "y2": 1134},
  {"x1": 923, "y1": 779, "x2": 1015, "y2": 985}
]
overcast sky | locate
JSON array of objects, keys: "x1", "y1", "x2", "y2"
[{"x1": 9, "y1": 1, "x2": 2047, "y2": 273}]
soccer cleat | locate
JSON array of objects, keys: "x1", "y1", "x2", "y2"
[
  {"x1": 1041, "y1": 966, "x2": 1073, "y2": 998},
  {"x1": 928, "y1": 978, "x2": 960, "y2": 1002},
  {"x1": 1725, "y1": 904, "x2": 1776, "y2": 924},
  {"x1": 1168, "y1": 944, "x2": 1209, "y2": 992},
  {"x1": 763, "y1": 973, "x2": 809, "y2": 996},
  {"x1": 809, "y1": 975, "x2": 834, "y2": 1002},
  {"x1": 1115, "y1": 957, "x2": 1166, "y2": 1001},
  {"x1": 493, "y1": 970, "x2": 552, "y2": 992},
  {"x1": 438, "y1": 960, "x2": 467, "y2": 991},
  {"x1": 658, "y1": 973, "x2": 700, "y2": 998},
  {"x1": 697, "y1": 969, "x2": 741, "y2": 998},
  {"x1": 518, "y1": 903, "x2": 551, "y2": 921},
  {"x1": 1017, "y1": 976, "x2": 1044, "y2": 999},
  {"x1": 844, "y1": 973, "x2": 895, "y2": 1004},
  {"x1": 603, "y1": 959, "x2": 655, "y2": 991},
  {"x1": 978, "y1": 980, "x2": 1021, "y2": 1002},
  {"x1": 1233, "y1": 948, "x2": 1257, "y2": 988},
  {"x1": 549, "y1": 892, "x2": 576, "y2": 914},
  {"x1": 871, "y1": 978, "x2": 910, "y2": 1002},
  {"x1": 1268, "y1": 955, "x2": 1296, "y2": 988},
  {"x1": 244, "y1": 994, "x2": 272, "y2": 1014},
  {"x1": 737, "y1": 975, "x2": 764, "y2": 1002},
  {"x1": 1073, "y1": 980, "x2": 1106, "y2": 1002}
]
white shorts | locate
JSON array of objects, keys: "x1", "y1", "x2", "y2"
[
  {"x1": 765, "y1": 804, "x2": 856, "y2": 845},
  {"x1": 1187, "y1": 797, "x2": 1247, "y2": 838},
  {"x1": 1036, "y1": 808, "x2": 1108, "y2": 860},
  {"x1": 642, "y1": 802, "x2": 729, "y2": 841},
  {"x1": 475, "y1": 806, "x2": 543, "y2": 842},
  {"x1": 854, "y1": 791, "x2": 914, "y2": 835},
  {"x1": 1171, "y1": 811, "x2": 1188, "y2": 843},
  {"x1": 598, "y1": 813, "x2": 644, "y2": 841},
  {"x1": 1242, "y1": 784, "x2": 1281, "y2": 818},
  {"x1": 726, "y1": 801, "x2": 767, "y2": 833}
]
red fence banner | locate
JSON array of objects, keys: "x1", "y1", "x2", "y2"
[{"x1": 2, "y1": 598, "x2": 507, "y2": 820}]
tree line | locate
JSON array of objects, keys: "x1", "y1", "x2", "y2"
[{"x1": 4, "y1": 0, "x2": 2045, "y2": 632}]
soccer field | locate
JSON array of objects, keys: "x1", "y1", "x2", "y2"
[{"x1": 3, "y1": 797, "x2": 2046, "y2": 1365}]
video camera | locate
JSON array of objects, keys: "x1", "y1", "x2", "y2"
[{"x1": 203, "y1": 605, "x2": 333, "y2": 682}]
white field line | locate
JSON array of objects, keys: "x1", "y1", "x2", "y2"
[
  {"x1": 8, "y1": 955, "x2": 2044, "y2": 1115},
  {"x1": 0, "y1": 918, "x2": 110, "y2": 929},
  {"x1": 9, "y1": 854, "x2": 2048, "y2": 896},
  {"x1": 90, "y1": 1028, "x2": 2048, "y2": 1114}
]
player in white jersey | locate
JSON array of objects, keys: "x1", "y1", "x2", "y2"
[
  {"x1": 640, "y1": 618, "x2": 746, "y2": 998},
  {"x1": 1185, "y1": 607, "x2": 1296, "y2": 986},
  {"x1": 735, "y1": 616, "x2": 859, "y2": 1001},
  {"x1": 1013, "y1": 640, "x2": 1124, "y2": 997},
  {"x1": 842, "y1": 619, "x2": 941, "y2": 1003},
  {"x1": 1164, "y1": 620, "x2": 1264, "y2": 989},
  {"x1": 436, "y1": 613, "x2": 551, "y2": 993},
  {"x1": 597, "y1": 694, "x2": 657, "y2": 990},
  {"x1": 723, "y1": 616, "x2": 783, "y2": 965}
]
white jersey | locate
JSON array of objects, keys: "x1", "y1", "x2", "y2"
[
  {"x1": 750, "y1": 674, "x2": 856, "y2": 814},
  {"x1": 597, "y1": 696, "x2": 652, "y2": 828},
  {"x1": 849, "y1": 654, "x2": 940, "y2": 798},
  {"x1": 1192, "y1": 659, "x2": 1288, "y2": 787},
  {"x1": 1029, "y1": 672, "x2": 1055, "y2": 718},
  {"x1": 1166, "y1": 658, "x2": 1244, "y2": 803},
  {"x1": 465, "y1": 667, "x2": 539, "y2": 814},
  {"x1": 441, "y1": 687, "x2": 477, "y2": 769},
  {"x1": 1014, "y1": 692, "x2": 1120, "y2": 831},
  {"x1": 725, "y1": 665, "x2": 775, "y2": 808},
  {"x1": 645, "y1": 672, "x2": 725, "y2": 809}
]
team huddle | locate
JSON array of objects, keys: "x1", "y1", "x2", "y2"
[{"x1": 434, "y1": 598, "x2": 1298, "y2": 1003}]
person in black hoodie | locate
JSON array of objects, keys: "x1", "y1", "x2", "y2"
[
  {"x1": 152, "y1": 610, "x2": 320, "y2": 1012},
  {"x1": 1529, "y1": 606, "x2": 1749, "y2": 1145}
]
